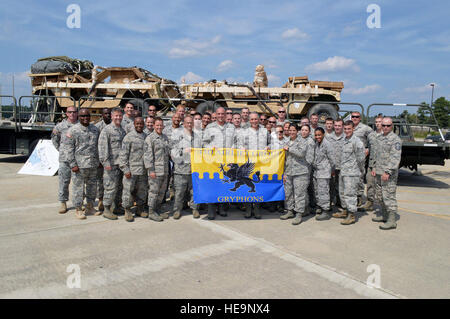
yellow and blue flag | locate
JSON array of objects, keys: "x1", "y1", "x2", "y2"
[{"x1": 190, "y1": 148, "x2": 285, "y2": 203}]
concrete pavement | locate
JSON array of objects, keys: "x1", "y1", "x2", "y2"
[{"x1": 0, "y1": 155, "x2": 448, "y2": 299}]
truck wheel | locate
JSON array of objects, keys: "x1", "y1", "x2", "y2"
[
  {"x1": 307, "y1": 103, "x2": 339, "y2": 121},
  {"x1": 195, "y1": 101, "x2": 222, "y2": 115}
]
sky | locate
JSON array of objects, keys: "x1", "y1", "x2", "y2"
[{"x1": 0, "y1": 0, "x2": 449, "y2": 117}]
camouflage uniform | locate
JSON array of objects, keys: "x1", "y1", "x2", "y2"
[
  {"x1": 374, "y1": 131, "x2": 402, "y2": 228},
  {"x1": 325, "y1": 132, "x2": 345, "y2": 208},
  {"x1": 240, "y1": 121, "x2": 250, "y2": 129},
  {"x1": 353, "y1": 122, "x2": 374, "y2": 198},
  {"x1": 270, "y1": 135, "x2": 289, "y2": 149},
  {"x1": 94, "y1": 120, "x2": 108, "y2": 200},
  {"x1": 121, "y1": 114, "x2": 133, "y2": 131},
  {"x1": 98, "y1": 123, "x2": 126, "y2": 208},
  {"x1": 312, "y1": 139, "x2": 335, "y2": 211},
  {"x1": 143, "y1": 127, "x2": 153, "y2": 135},
  {"x1": 367, "y1": 131, "x2": 383, "y2": 204},
  {"x1": 162, "y1": 124, "x2": 181, "y2": 201},
  {"x1": 236, "y1": 126, "x2": 271, "y2": 150},
  {"x1": 202, "y1": 122, "x2": 235, "y2": 218},
  {"x1": 237, "y1": 126, "x2": 270, "y2": 217},
  {"x1": 119, "y1": 129, "x2": 148, "y2": 209},
  {"x1": 52, "y1": 119, "x2": 78, "y2": 203},
  {"x1": 339, "y1": 134, "x2": 365, "y2": 214},
  {"x1": 306, "y1": 135, "x2": 317, "y2": 211},
  {"x1": 124, "y1": 121, "x2": 136, "y2": 134},
  {"x1": 144, "y1": 131, "x2": 170, "y2": 212},
  {"x1": 66, "y1": 123, "x2": 100, "y2": 208},
  {"x1": 284, "y1": 137, "x2": 314, "y2": 214},
  {"x1": 171, "y1": 128, "x2": 202, "y2": 214}
]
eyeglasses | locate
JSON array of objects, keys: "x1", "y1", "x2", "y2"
[
  {"x1": 79, "y1": 115, "x2": 90, "y2": 118},
  {"x1": 269, "y1": 121, "x2": 276, "y2": 124},
  {"x1": 277, "y1": 131, "x2": 284, "y2": 134},
  {"x1": 67, "y1": 111, "x2": 78, "y2": 114},
  {"x1": 352, "y1": 115, "x2": 360, "y2": 118},
  {"x1": 278, "y1": 111, "x2": 285, "y2": 113},
  {"x1": 382, "y1": 124, "x2": 392, "y2": 127}
]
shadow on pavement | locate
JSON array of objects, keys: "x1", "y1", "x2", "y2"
[
  {"x1": 0, "y1": 155, "x2": 28, "y2": 163},
  {"x1": 398, "y1": 169, "x2": 449, "y2": 189}
]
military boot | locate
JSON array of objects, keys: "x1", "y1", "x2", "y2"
[
  {"x1": 302, "y1": 206, "x2": 311, "y2": 217},
  {"x1": 253, "y1": 205, "x2": 261, "y2": 219},
  {"x1": 85, "y1": 202, "x2": 99, "y2": 216},
  {"x1": 124, "y1": 208, "x2": 134, "y2": 222},
  {"x1": 371, "y1": 210, "x2": 387, "y2": 222},
  {"x1": 58, "y1": 202, "x2": 68, "y2": 214},
  {"x1": 380, "y1": 211, "x2": 397, "y2": 230},
  {"x1": 362, "y1": 200, "x2": 374, "y2": 211},
  {"x1": 192, "y1": 209, "x2": 200, "y2": 219},
  {"x1": 332, "y1": 209, "x2": 348, "y2": 219},
  {"x1": 103, "y1": 205, "x2": 118, "y2": 220},
  {"x1": 340, "y1": 212, "x2": 356, "y2": 225},
  {"x1": 357, "y1": 196, "x2": 363, "y2": 208},
  {"x1": 244, "y1": 204, "x2": 252, "y2": 218},
  {"x1": 173, "y1": 211, "x2": 182, "y2": 220},
  {"x1": 97, "y1": 199, "x2": 104, "y2": 212},
  {"x1": 280, "y1": 210, "x2": 295, "y2": 220},
  {"x1": 148, "y1": 210, "x2": 163, "y2": 222},
  {"x1": 75, "y1": 207, "x2": 86, "y2": 220},
  {"x1": 315, "y1": 209, "x2": 331, "y2": 221},
  {"x1": 207, "y1": 205, "x2": 216, "y2": 220},
  {"x1": 136, "y1": 205, "x2": 148, "y2": 218},
  {"x1": 292, "y1": 212, "x2": 302, "y2": 225}
]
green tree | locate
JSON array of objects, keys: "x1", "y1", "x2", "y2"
[
  {"x1": 417, "y1": 102, "x2": 430, "y2": 124},
  {"x1": 432, "y1": 97, "x2": 450, "y2": 128}
]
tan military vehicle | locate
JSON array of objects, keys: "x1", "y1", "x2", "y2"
[
  {"x1": 28, "y1": 56, "x2": 180, "y2": 122},
  {"x1": 180, "y1": 64, "x2": 344, "y2": 120}
]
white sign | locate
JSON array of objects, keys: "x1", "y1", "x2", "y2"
[{"x1": 18, "y1": 140, "x2": 60, "y2": 176}]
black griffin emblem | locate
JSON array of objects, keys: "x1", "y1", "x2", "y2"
[{"x1": 219, "y1": 159, "x2": 261, "y2": 193}]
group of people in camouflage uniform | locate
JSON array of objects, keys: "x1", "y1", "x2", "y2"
[{"x1": 51, "y1": 101, "x2": 401, "y2": 230}]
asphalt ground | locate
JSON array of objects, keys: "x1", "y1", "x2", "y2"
[{"x1": 0, "y1": 154, "x2": 448, "y2": 299}]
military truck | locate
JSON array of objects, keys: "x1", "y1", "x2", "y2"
[
  {"x1": 181, "y1": 66, "x2": 344, "y2": 121},
  {"x1": 366, "y1": 103, "x2": 450, "y2": 172},
  {"x1": 28, "y1": 56, "x2": 180, "y2": 122}
]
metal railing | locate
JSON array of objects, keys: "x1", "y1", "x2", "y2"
[
  {"x1": 0, "y1": 95, "x2": 18, "y2": 131},
  {"x1": 18, "y1": 95, "x2": 76, "y2": 132},
  {"x1": 366, "y1": 103, "x2": 445, "y2": 141}
]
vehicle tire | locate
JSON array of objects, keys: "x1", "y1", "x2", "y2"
[
  {"x1": 307, "y1": 103, "x2": 339, "y2": 121},
  {"x1": 195, "y1": 101, "x2": 222, "y2": 115}
]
